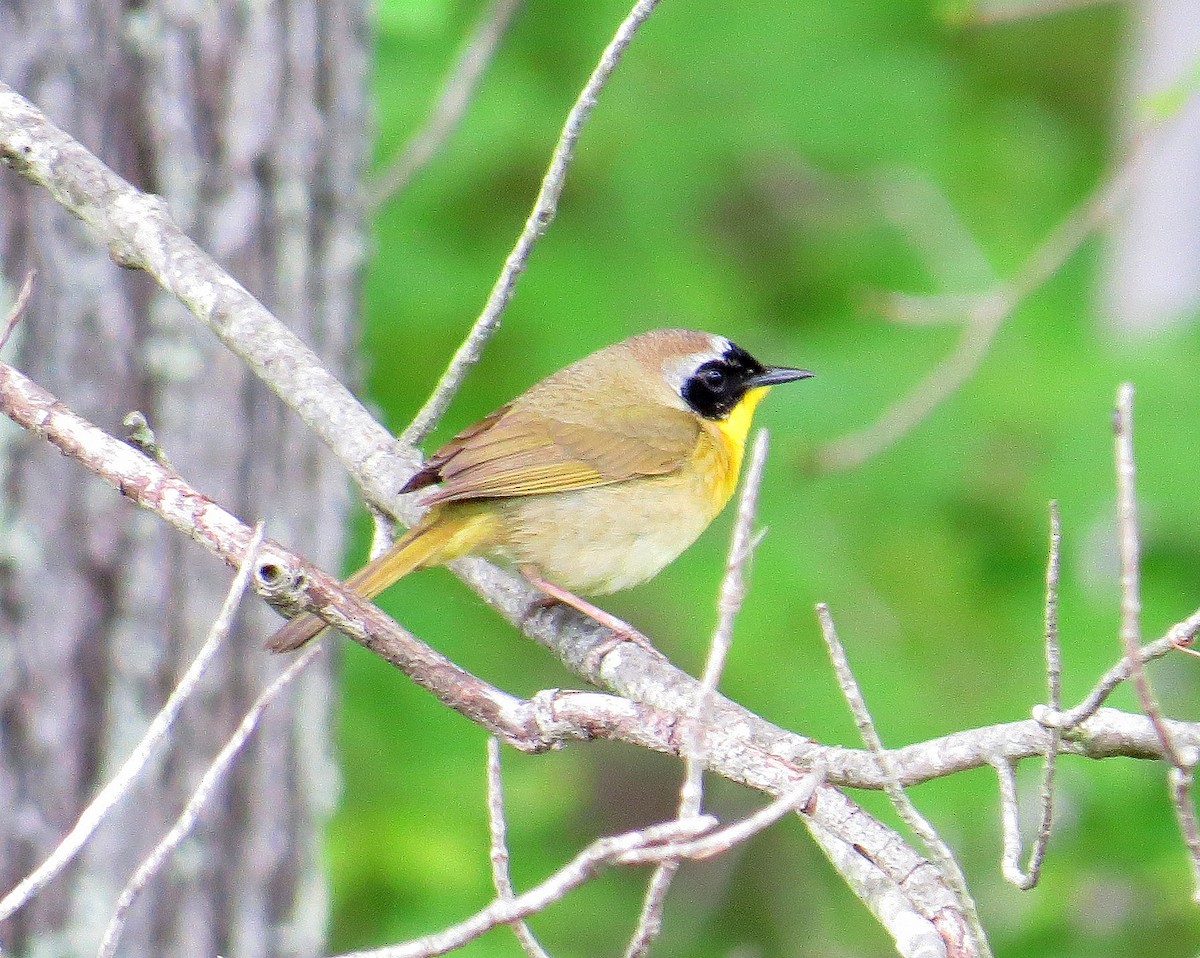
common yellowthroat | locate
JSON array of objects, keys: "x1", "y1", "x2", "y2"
[{"x1": 267, "y1": 329, "x2": 812, "y2": 653}]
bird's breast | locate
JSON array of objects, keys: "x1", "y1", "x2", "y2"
[{"x1": 492, "y1": 427, "x2": 743, "y2": 595}]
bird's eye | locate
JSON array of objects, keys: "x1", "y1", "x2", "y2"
[{"x1": 681, "y1": 360, "x2": 743, "y2": 420}]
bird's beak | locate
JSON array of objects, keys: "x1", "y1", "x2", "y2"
[{"x1": 745, "y1": 366, "x2": 815, "y2": 388}]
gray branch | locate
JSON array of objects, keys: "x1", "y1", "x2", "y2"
[{"x1": 0, "y1": 81, "x2": 416, "y2": 512}]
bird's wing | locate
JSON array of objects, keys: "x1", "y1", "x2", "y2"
[{"x1": 401, "y1": 401, "x2": 700, "y2": 505}]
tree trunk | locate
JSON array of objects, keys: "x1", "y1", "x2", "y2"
[
  {"x1": 0, "y1": 2, "x2": 368, "y2": 955},
  {"x1": 1101, "y1": 0, "x2": 1200, "y2": 337}
]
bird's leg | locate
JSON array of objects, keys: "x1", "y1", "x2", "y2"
[{"x1": 519, "y1": 566, "x2": 660, "y2": 658}]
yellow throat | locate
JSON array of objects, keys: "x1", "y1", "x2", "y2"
[{"x1": 704, "y1": 385, "x2": 770, "y2": 510}]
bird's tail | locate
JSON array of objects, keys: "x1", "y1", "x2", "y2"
[{"x1": 265, "y1": 506, "x2": 490, "y2": 653}]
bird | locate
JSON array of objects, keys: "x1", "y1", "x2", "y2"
[{"x1": 266, "y1": 328, "x2": 813, "y2": 653}]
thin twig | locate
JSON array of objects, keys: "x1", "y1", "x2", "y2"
[
  {"x1": 616, "y1": 769, "x2": 824, "y2": 865},
  {"x1": 96, "y1": 644, "x2": 322, "y2": 958},
  {"x1": 485, "y1": 738, "x2": 553, "y2": 958},
  {"x1": 817, "y1": 136, "x2": 1148, "y2": 473},
  {"x1": 1044, "y1": 501, "x2": 1063, "y2": 723},
  {"x1": 993, "y1": 760, "x2": 1025, "y2": 874},
  {"x1": 621, "y1": 839, "x2": 677, "y2": 958},
  {"x1": 816, "y1": 603, "x2": 993, "y2": 958},
  {"x1": 1169, "y1": 766, "x2": 1200, "y2": 903},
  {"x1": 999, "y1": 501, "x2": 1063, "y2": 889},
  {"x1": 0, "y1": 269, "x2": 34, "y2": 351},
  {"x1": 689, "y1": 430, "x2": 771, "y2": 783},
  {"x1": 1038, "y1": 611, "x2": 1200, "y2": 730},
  {"x1": 1029, "y1": 501, "x2": 1062, "y2": 881},
  {"x1": 333, "y1": 816, "x2": 718, "y2": 958},
  {"x1": 1114, "y1": 383, "x2": 1181, "y2": 764},
  {"x1": 335, "y1": 770, "x2": 823, "y2": 958},
  {"x1": 401, "y1": 0, "x2": 664, "y2": 446},
  {"x1": 1115, "y1": 383, "x2": 1200, "y2": 894},
  {"x1": 369, "y1": 0, "x2": 525, "y2": 207},
  {"x1": 0, "y1": 525, "x2": 267, "y2": 923},
  {"x1": 624, "y1": 430, "x2": 770, "y2": 958}
]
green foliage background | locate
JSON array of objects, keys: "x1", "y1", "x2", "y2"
[{"x1": 330, "y1": 1, "x2": 1200, "y2": 955}]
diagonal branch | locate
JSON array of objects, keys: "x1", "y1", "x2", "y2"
[
  {"x1": 401, "y1": 0, "x2": 666, "y2": 446},
  {"x1": 0, "y1": 357, "x2": 551, "y2": 749},
  {"x1": 334, "y1": 771, "x2": 824, "y2": 958},
  {"x1": 0, "y1": 29, "x2": 687, "y2": 703},
  {"x1": 0, "y1": 81, "x2": 415, "y2": 513},
  {"x1": 817, "y1": 603, "x2": 991, "y2": 957},
  {"x1": 1037, "y1": 609, "x2": 1200, "y2": 730}
]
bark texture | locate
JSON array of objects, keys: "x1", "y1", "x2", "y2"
[{"x1": 0, "y1": 3, "x2": 369, "y2": 955}]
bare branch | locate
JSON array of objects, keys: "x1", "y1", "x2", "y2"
[
  {"x1": 485, "y1": 739, "x2": 553, "y2": 958},
  {"x1": 690, "y1": 430, "x2": 771, "y2": 774},
  {"x1": 96, "y1": 645, "x2": 323, "y2": 958},
  {"x1": 0, "y1": 81, "x2": 414, "y2": 512},
  {"x1": 1169, "y1": 765, "x2": 1200, "y2": 903},
  {"x1": 1030, "y1": 501, "x2": 1063, "y2": 879},
  {"x1": 1114, "y1": 383, "x2": 1182, "y2": 763},
  {"x1": 0, "y1": 525, "x2": 267, "y2": 923},
  {"x1": 0, "y1": 67, "x2": 755, "y2": 705},
  {"x1": 1044, "y1": 500, "x2": 1064, "y2": 715},
  {"x1": 618, "y1": 769, "x2": 825, "y2": 866},
  {"x1": 369, "y1": 0, "x2": 525, "y2": 207},
  {"x1": 333, "y1": 816, "x2": 718, "y2": 958},
  {"x1": 1038, "y1": 609, "x2": 1200, "y2": 729},
  {"x1": 625, "y1": 429, "x2": 770, "y2": 958},
  {"x1": 338, "y1": 769, "x2": 822, "y2": 958},
  {"x1": 0, "y1": 358, "x2": 562, "y2": 749},
  {"x1": 623, "y1": 783, "x2": 817, "y2": 868},
  {"x1": 998, "y1": 501, "x2": 1063, "y2": 889},
  {"x1": 401, "y1": 0, "x2": 665, "y2": 446},
  {"x1": 816, "y1": 603, "x2": 992, "y2": 958},
  {"x1": 0, "y1": 269, "x2": 34, "y2": 352},
  {"x1": 1115, "y1": 383, "x2": 1200, "y2": 893}
]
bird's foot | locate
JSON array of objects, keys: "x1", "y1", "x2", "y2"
[{"x1": 519, "y1": 566, "x2": 663, "y2": 665}]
